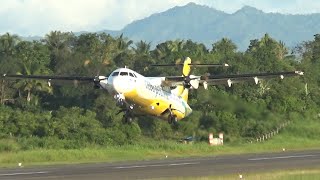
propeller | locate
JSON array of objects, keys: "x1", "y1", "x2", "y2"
[
  {"x1": 182, "y1": 73, "x2": 199, "y2": 89},
  {"x1": 93, "y1": 75, "x2": 108, "y2": 89},
  {"x1": 180, "y1": 63, "x2": 201, "y2": 89},
  {"x1": 151, "y1": 60, "x2": 229, "y2": 89}
]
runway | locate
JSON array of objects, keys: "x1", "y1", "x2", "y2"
[{"x1": 0, "y1": 149, "x2": 319, "y2": 179}]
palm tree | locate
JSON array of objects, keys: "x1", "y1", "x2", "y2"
[
  {"x1": 116, "y1": 34, "x2": 133, "y2": 51},
  {"x1": 133, "y1": 40, "x2": 151, "y2": 55},
  {"x1": 0, "y1": 33, "x2": 20, "y2": 56},
  {"x1": 113, "y1": 34, "x2": 134, "y2": 67},
  {"x1": 211, "y1": 38, "x2": 237, "y2": 55},
  {"x1": 14, "y1": 62, "x2": 52, "y2": 103},
  {"x1": 277, "y1": 41, "x2": 288, "y2": 60},
  {"x1": 44, "y1": 31, "x2": 76, "y2": 72},
  {"x1": 13, "y1": 41, "x2": 52, "y2": 103}
]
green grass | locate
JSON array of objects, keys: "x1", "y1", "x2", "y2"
[
  {"x1": 0, "y1": 119, "x2": 320, "y2": 168},
  {"x1": 0, "y1": 137, "x2": 319, "y2": 168}
]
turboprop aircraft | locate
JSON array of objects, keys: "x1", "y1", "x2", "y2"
[{"x1": 1, "y1": 57, "x2": 303, "y2": 124}]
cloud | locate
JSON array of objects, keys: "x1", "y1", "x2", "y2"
[
  {"x1": 0, "y1": 0, "x2": 320, "y2": 36},
  {"x1": 199, "y1": 0, "x2": 320, "y2": 14},
  {"x1": 0, "y1": 0, "x2": 197, "y2": 36},
  {"x1": 0, "y1": 0, "x2": 118, "y2": 36}
]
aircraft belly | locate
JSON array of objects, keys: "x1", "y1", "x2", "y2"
[
  {"x1": 170, "y1": 104, "x2": 186, "y2": 120},
  {"x1": 124, "y1": 81, "x2": 188, "y2": 120}
]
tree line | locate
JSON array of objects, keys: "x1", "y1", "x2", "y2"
[{"x1": 0, "y1": 31, "x2": 319, "y2": 150}]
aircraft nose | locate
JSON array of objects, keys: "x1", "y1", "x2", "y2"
[{"x1": 112, "y1": 77, "x2": 135, "y2": 93}]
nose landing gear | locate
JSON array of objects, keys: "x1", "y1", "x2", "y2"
[
  {"x1": 114, "y1": 94, "x2": 125, "y2": 106},
  {"x1": 113, "y1": 93, "x2": 134, "y2": 124}
]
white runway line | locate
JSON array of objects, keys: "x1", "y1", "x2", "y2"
[
  {"x1": 248, "y1": 154, "x2": 318, "y2": 161},
  {"x1": 114, "y1": 162, "x2": 200, "y2": 169},
  {"x1": 0, "y1": 171, "x2": 49, "y2": 176}
]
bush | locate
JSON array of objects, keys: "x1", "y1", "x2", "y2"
[{"x1": 0, "y1": 139, "x2": 20, "y2": 152}]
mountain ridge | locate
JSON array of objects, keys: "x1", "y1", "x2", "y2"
[
  {"x1": 21, "y1": 3, "x2": 320, "y2": 51},
  {"x1": 107, "y1": 3, "x2": 320, "y2": 50}
]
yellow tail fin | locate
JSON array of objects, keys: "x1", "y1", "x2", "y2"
[
  {"x1": 183, "y1": 57, "x2": 192, "y2": 76},
  {"x1": 171, "y1": 57, "x2": 191, "y2": 102}
]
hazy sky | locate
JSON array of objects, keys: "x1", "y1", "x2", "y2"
[{"x1": 1, "y1": 0, "x2": 320, "y2": 36}]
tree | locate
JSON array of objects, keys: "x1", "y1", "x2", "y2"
[
  {"x1": 133, "y1": 40, "x2": 151, "y2": 56},
  {"x1": 73, "y1": 33, "x2": 118, "y2": 75},
  {"x1": 246, "y1": 34, "x2": 290, "y2": 72},
  {"x1": 211, "y1": 38, "x2": 237, "y2": 55},
  {"x1": 44, "y1": 31, "x2": 75, "y2": 72},
  {"x1": 113, "y1": 34, "x2": 134, "y2": 68},
  {"x1": 13, "y1": 41, "x2": 52, "y2": 103},
  {"x1": 0, "y1": 33, "x2": 20, "y2": 56},
  {"x1": 132, "y1": 40, "x2": 156, "y2": 74}
]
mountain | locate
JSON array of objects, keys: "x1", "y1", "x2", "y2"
[{"x1": 101, "y1": 2, "x2": 320, "y2": 51}]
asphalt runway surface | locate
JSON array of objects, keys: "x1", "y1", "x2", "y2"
[{"x1": 1, "y1": 149, "x2": 320, "y2": 180}]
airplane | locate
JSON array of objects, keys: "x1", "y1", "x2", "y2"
[{"x1": 1, "y1": 57, "x2": 304, "y2": 124}]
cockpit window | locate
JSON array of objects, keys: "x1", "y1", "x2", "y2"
[
  {"x1": 112, "y1": 72, "x2": 119, "y2": 76},
  {"x1": 129, "y1": 73, "x2": 135, "y2": 77},
  {"x1": 120, "y1": 72, "x2": 128, "y2": 76}
]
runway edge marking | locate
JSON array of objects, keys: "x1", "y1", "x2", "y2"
[
  {"x1": 0, "y1": 171, "x2": 49, "y2": 176},
  {"x1": 114, "y1": 162, "x2": 200, "y2": 169},
  {"x1": 248, "y1": 154, "x2": 318, "y2": 161}
]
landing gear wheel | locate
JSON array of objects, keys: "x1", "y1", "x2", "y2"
[
  {"x1": 126, "y1": 116, "x2": 133, "y2": 124},
  {"x1": 168, "y1": 115, "x2": 178, "y2": 124},
  {"x1": 123, "y1": 114, "x2": 133, "y2": 124}
]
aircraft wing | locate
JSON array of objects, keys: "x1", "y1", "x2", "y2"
[
  {"x1": 160, "y1": 71, "x2": 303, "y2": 89},
  {"x1": 1, "y1": 74, "x2": 108, "y2": 86},
  {"x1": 2, "y1": 74, "x2": 95, "y2": 81},
  {"x1": 200, "y1": 71, "x2": 304, "y2": 87}
]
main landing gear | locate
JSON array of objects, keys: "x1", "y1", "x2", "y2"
[
  {"x1": 123, "y1": 112, "x2": 134, "y2": 124},
  {"x1": 167, "y1": 104, "x2": 178, "y2": 125},
  {"x1": 122, "y1": 105, "x2": 134, "y2": 124},
  {"x1": 167, "y1": 114, "x2": 178, "y2": 124}
]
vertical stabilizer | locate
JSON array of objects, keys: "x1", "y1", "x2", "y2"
[
  {"x1": 171, "y1": 57, "x2": 192, "y2": 102},
  {"x1": 183, "y1": 57, "x2": 192, "y2": 76}
]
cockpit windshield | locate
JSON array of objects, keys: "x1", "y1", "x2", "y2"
[
  {"x1": 129, "y1": 73, "x2": 136, "y2": 77},
  {"x1": 120, "y1": 72, "x2": 128, "y2": 76},
  {"x1": 111, "y1": 70, "x2": 137, "y2": 78},
  {"x1": 111, "y1": 72, "x2": 119, "y2": 76}
]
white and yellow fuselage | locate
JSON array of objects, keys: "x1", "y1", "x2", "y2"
[{"x1": 99, "y1": 68, "x2": 192, "y2": 121}]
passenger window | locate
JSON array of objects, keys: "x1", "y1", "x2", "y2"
[
  {"x1": 112, "y1": 72, "x2": 119, "y2": 76},
  {"x1": 120, "y1": 72, "x2": 128, "y2": 76}
]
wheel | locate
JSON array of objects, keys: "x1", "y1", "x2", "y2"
[
  {"x1": 123, "y1": 114, "x2": 133, "y2": 124},
  {"x1": 116, "y1": 100, "x2": 124, "y2": 107},
  {"x1": 126, "y1": 116, "x2": 133, "y2": 124},
  {"x1": 172, "y1": 115, "x2": 178, "y2": 125},
  {"x1": 168, "y1": 115, "x2": 177, "y2": 124},
  {"x1": 168, "y1": 115, "x2": 173, "y2": 124}
]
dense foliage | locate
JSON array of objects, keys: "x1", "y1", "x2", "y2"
[{"x1": 0, "y1": 31, "x2": 319, "y2": 150}]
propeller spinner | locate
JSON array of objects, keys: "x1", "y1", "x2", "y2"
[{"x1": 93, "y1": 76, "x2": 108, "y2": 89}]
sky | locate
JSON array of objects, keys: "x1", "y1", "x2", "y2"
[{"x1": 1, "y1": 0, "x2": 320, "y2": 36}]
